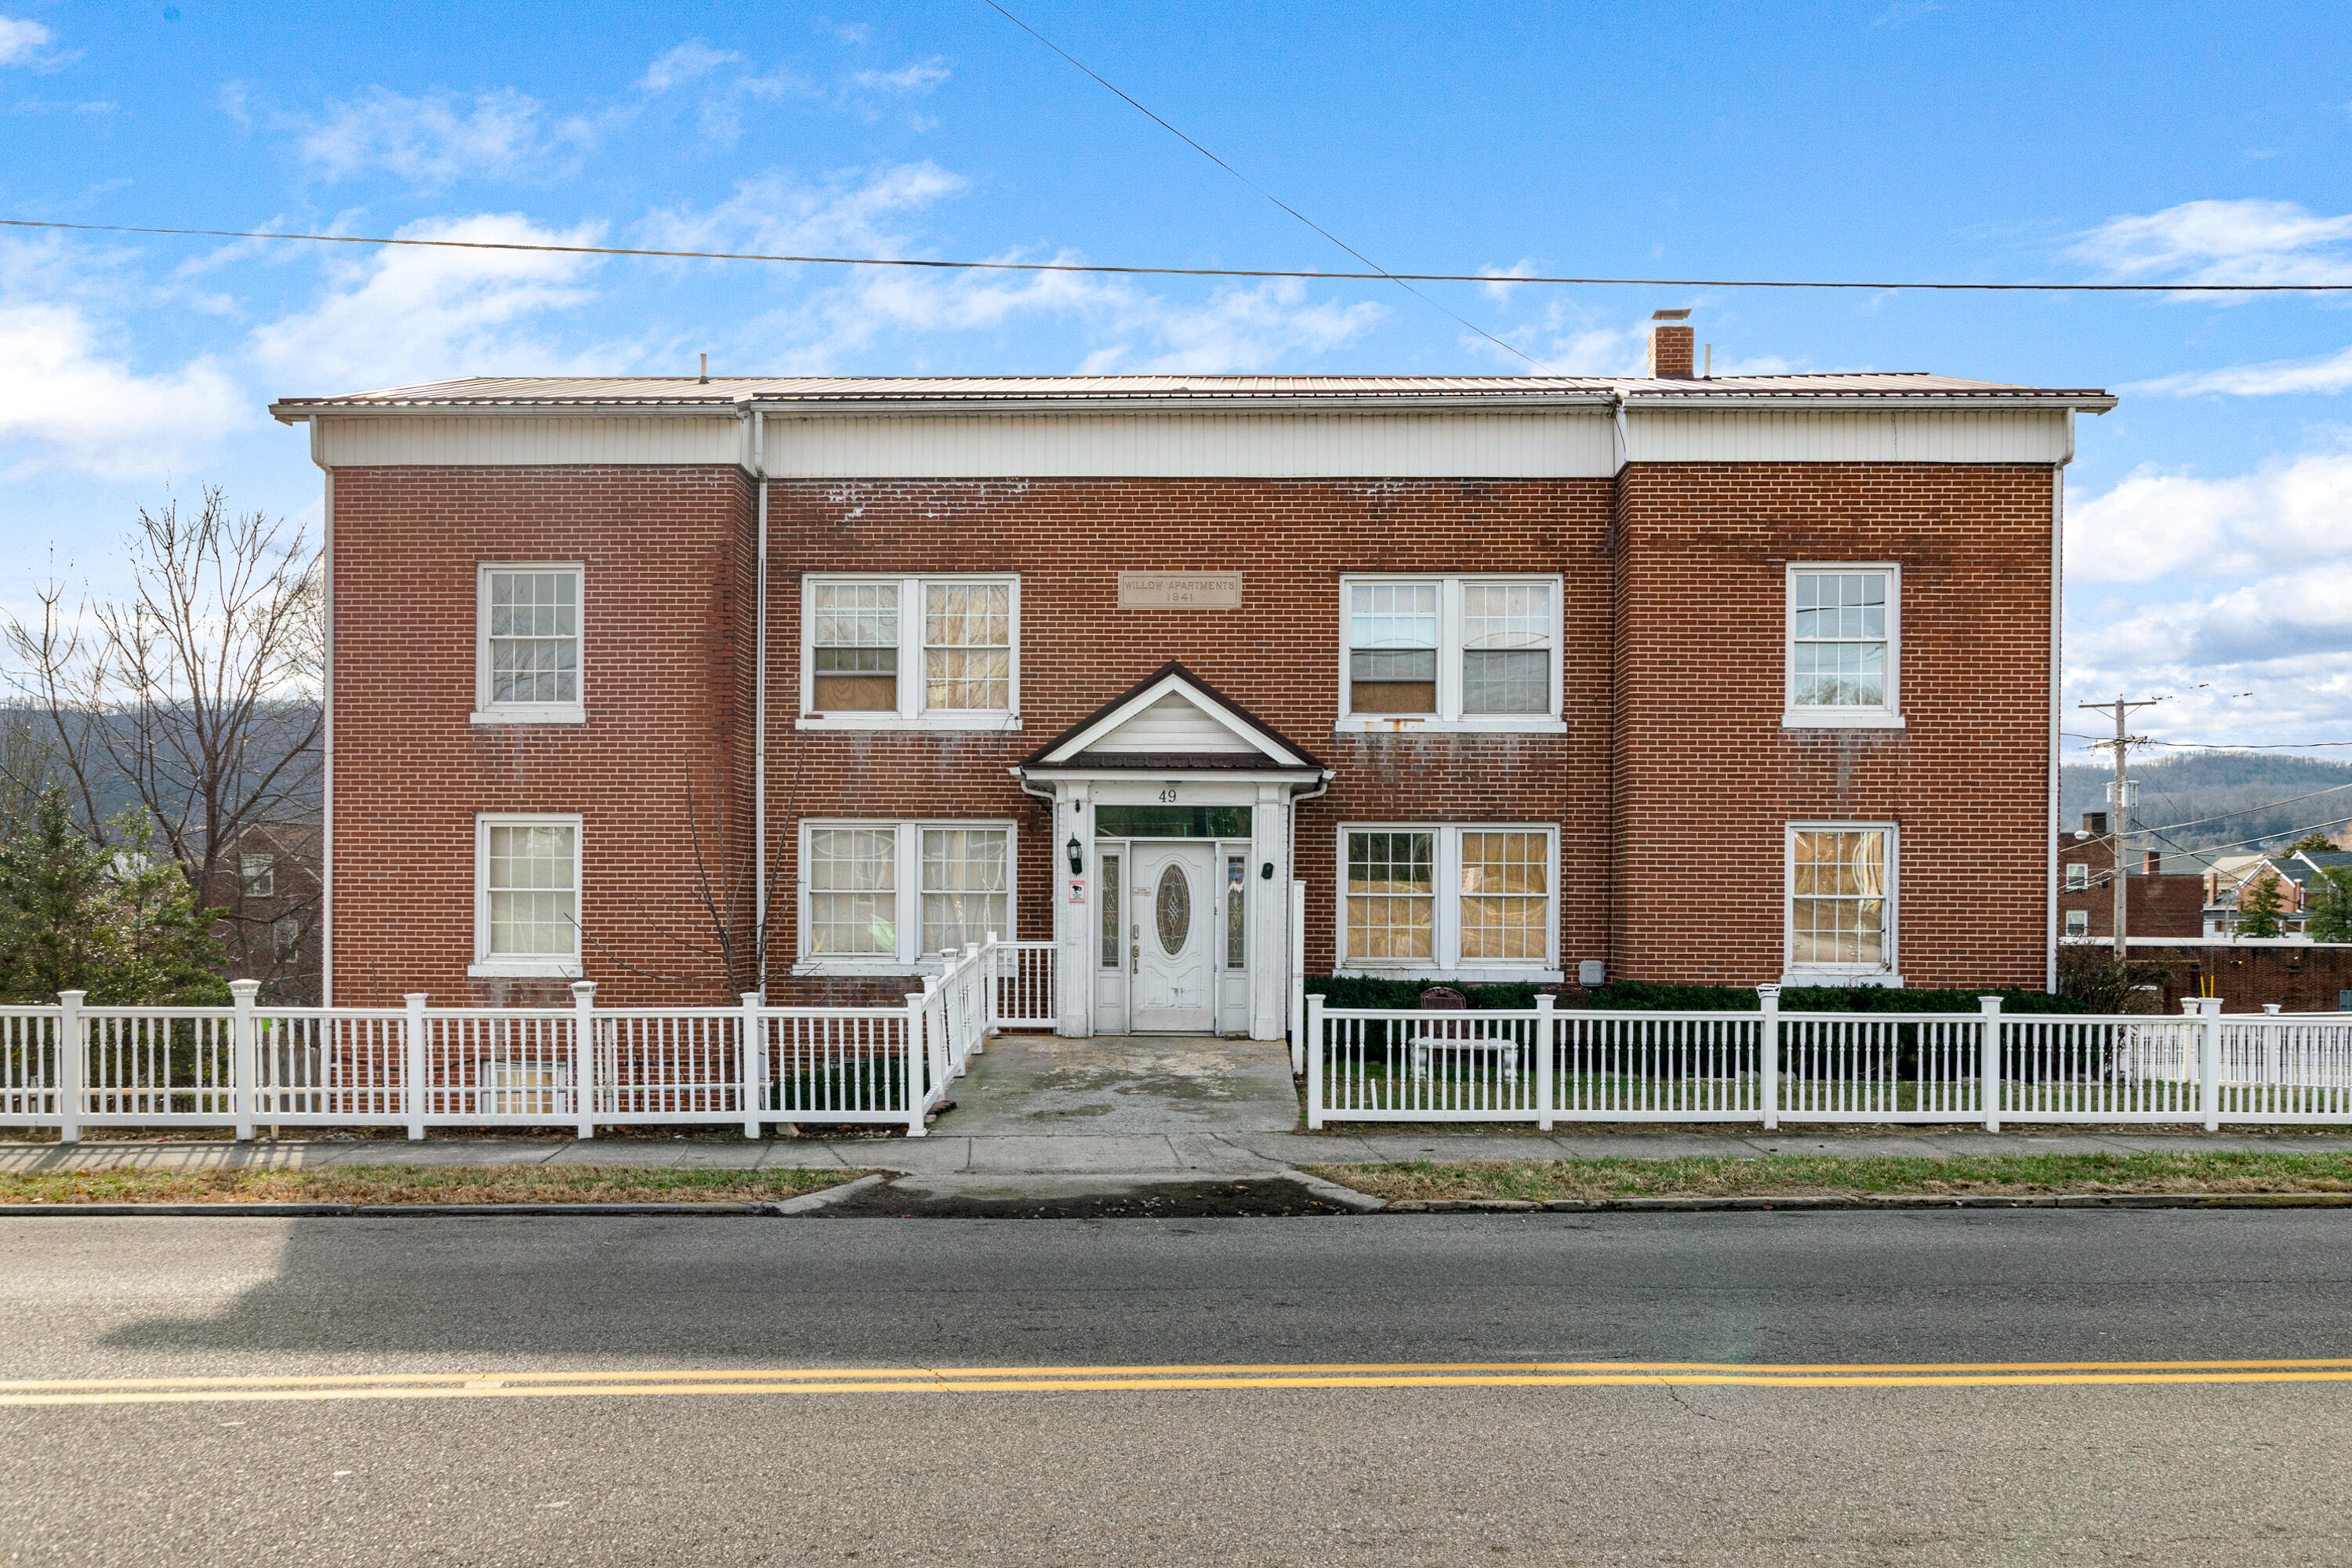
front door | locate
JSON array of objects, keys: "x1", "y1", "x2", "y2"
[{"x1": 1130, "y1": 843, "x2": 1216, "y2": 1033}]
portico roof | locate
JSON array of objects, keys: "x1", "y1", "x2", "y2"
[{"x1": 1016, "y1": 662, "x2": 1329, "y2": 778}]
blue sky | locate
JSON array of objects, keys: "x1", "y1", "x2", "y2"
[{"x1": 4, "y1": 1, "x2": 2350, "y2": 756}]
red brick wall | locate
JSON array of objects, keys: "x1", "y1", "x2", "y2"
[
  {"x1": 1609, "y1": 463, "x2": 2057, "y2": 989},
  {"x1": 767, "y1": 477, "x2": 1610, "y2": 1000},
  {"x1": 325, "y1": 458, "x2": 2062, "y2": 1007},
  {"x1": 329, "y1": 465, "x2": 755, "y2": 1006}
]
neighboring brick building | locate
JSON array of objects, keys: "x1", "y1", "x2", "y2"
[
  {"x1": 202, "y1": 821, "x2": 325, "y2": 1004},
  {"x1": 270, "y1": 321, "x2": 2114, "y2": 1032},
  {"x1": 2055, "y1": 815, "x2": 2205, "y2": 941}
]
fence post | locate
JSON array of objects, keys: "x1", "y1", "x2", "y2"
[
  {"x1": 1288, "y1": 880, "x2": 1306, "y2": 1076},
  {"x1": 904, "y1": 991, "x2": 928, "y2": 1138},
  {"x1": 404, "y1": 993, "x2": 429, "y2": 1141},
  {"x1": 230, "y1": 978, "x2": 260, "y2": 1142},
  {"x1": 1305, "y1": 992, "x2": 1325, "y2": 1130},
  {"x1": 1534, "y1": 993, "x2": 1555, "y2": 1132},
  {"x1": 2198, "y1": 995, "x2": 2223, "y2": 1131},
  {"x1": 571, "y1": 981, "x2": 597, "y2": 1141},
  {"x1": 56, "y1": 989, "x2": 84, "y2": 1145},
  {"x1": 1980, "y1": 995, "x2": 2003, "y2": 1134},
  {"x1": 740, "y1": 991, "x2": 765, "y2": 1140},
  {"x1": 1976, "y1": 995, "x2": 2004, "y2": 1134},
  {"x1": 963, "y1": 942, "x2": 984, "y2": 1062},
  {"x1": 1757, "y1": 984, "x2": 1780, "y2": 1132},
  {"x1": 982, "y1": 931, "x2": 1002, "y2": 1040}
]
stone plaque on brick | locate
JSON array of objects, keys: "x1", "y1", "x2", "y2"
[{"x1": 1117, "y1": 572, "x2": 1243, "y2": 610}]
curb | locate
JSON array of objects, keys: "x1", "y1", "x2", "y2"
[
  {"x1": 1284, "y1": 1171, "x2": 1391, "y2": 1213},
  {"x1": 771, "y1": 1172, "x2": 895, "y2": 1214},
  {"x1": 1379, "y1": 1192, "x2": 2352, "y2": 1214}
]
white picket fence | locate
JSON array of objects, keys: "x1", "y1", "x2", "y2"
[
  {"x1": 0, "y1": 936, "x2": 1057, "y2": 1142},
  {"x1": 1306, "y1": 989, "x2": 2352, "y2": 1130}
]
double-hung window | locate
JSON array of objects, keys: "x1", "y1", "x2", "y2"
[
  {"x1": 799, "y1": 819, "x2": 1015, "y2": 971},
  {"x1": 1786, "y1": 823, "x2": 1897, "y2": 982},
  {"x1": 1338, "y1": 575, "x2": 1563, "y2": 731},
  {"x1": 471, "y1": 814, "x2": 583, "y2": 978},
  {"x1": 801, "y1": 575, "x2": 1018, "y2": 729},
  {"x1": 240, "y1": 855, "x2": 275, "y2": 898},
  {"x1": 474, "y1": 564, "x2": 585, "y2": 724},
  {"x1": 1784, "y1": 564, "x2": 1902, "y2": 728},
  {"x1": 1337, "y1": 824, "x2": 1559, "y2": 978},
  {"x1": 2065, "y1": 862, "x2": 2089, "y2": 892},
  {"x1": 2064, "y1": 909, "x2": 2089, "y2": 938}
]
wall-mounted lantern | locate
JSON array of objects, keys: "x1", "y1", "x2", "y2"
[{"x1": 1067, "y1": 834, "x2": 1084, "y2": 876}]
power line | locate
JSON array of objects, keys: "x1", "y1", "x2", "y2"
[
  {"x1": 978, "y1": 1, "x2": 1536, "y2": 366},
  {"x1": 5, "y1": 216, "x2": 2347, "y2": 293},
  {"x1": 2132, "y1": 779, "x2": 2352, "y2": 838},
  {"x1": 2061, "y1": 731, "x2": 2352, "y2": 750}
]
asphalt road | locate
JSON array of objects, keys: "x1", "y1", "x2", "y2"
[{"x1": 4, "y1": 1210, "x2": 2350, "y2": 1566}]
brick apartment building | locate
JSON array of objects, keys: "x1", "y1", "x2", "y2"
[
  {"x1": 2056, "y1": 812, "x2": 2205, "y2": 941},
  {"x1": 270, "y1": 320, "x2": 2114, "y2": 1033}
]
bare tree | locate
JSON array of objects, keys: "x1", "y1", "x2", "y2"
[{"x1": 2, "y1": 488, "x2": 322, "y2": 990}]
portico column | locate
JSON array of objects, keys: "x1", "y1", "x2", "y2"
[
  {"x1": 1057, "y1": 782, "x2": 1091, "y2": 1036},
  {"x1": 1250, "y1": 782, "x2": 1287, "y2": 1040}
]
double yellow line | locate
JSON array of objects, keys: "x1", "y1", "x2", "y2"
[{"x1": 7, "y1": 1358, "x2": 2352, "y2": 1406}]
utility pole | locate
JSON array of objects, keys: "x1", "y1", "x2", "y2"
[{"x1": 2078, "y1": 695, "x2": 2161, "y2": 966}]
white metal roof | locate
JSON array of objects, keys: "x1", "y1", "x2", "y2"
[{"x1": 271, "y1": 372, "x2": 2117, "y2": 418}]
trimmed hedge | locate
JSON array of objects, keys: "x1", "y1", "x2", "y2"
[{"x1": 1305, "y1": 975, "x2": 2089, "y2": 1015}]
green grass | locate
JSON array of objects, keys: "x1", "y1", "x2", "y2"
[
  {"x1": 1302, "y1": 1151, "x2": 2352, "y2": 1203},
  {"x1": 0, "y1": 1164, "x2": 866, "y2": 1206}
]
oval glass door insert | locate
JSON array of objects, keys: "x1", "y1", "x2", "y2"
[{"x1": 1155, "y1": 864, "x2": 1192, "y2": 956}]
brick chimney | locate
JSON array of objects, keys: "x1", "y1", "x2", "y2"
[
  {"x1": 2082, "y1": 811, "x2": 2109, "y2": 837},
  {"x1": 1647, "y1": 311, "x2": 1695, "y2": 378},
  {"x1": 2144, "y1": 850, "x2": 2162, "y2": 876}
]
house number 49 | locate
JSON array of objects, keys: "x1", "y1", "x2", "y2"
[{"x1": 1158, "y1": 788, "x2": 1178, "y2": 803}]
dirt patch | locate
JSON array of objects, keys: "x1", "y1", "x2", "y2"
[{"x1": 818, "y1": 1177, "x2": 1356, "y2": 1219}]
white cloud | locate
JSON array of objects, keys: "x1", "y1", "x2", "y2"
[
  {"x1": 2068, "y1": 198, "x2": 2352, "y2": 288},
  {"x1": 293, "y1": 87, "x2": 591, "y2": 187},
  {"x1": 641, "y1": 40, "x2": 740, "y2": 94},
  {"x1": 1086, "y1": 279, "x2": 1386, "y2": 374},
  {"x1": 247, "y1": 213, "x2": 606, "y2": 390},
  {"x1": 1477, "y1": 261, "x2": 1537, "y2": 303},
  {"x1": 2128, "y1": 344, "x2": 2352, "y2": 397},
  {"x1": 637, "y1": 163, "x2": 967, "y2": 262},
  {"x1": 0, "y1": 302, "x2": 245, "y2": 479},
  {"x1": 850, "y1": 58, "x2": 950, "y2": 94},
  {"x1": 0, "y1": 15, "x2": 53, "y2": 66},
  {"x1": 2066, "y1": 450, "x2": 2352, "y2": 584}
]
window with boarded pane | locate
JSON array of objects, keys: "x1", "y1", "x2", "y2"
[
  {"x1": 1789, "y1": 826, "x2": 1893, "y2": 973},
  {"x1": 924, "y1": 583, "x2": 1011, "y2": 711},
  {"x1": 811, "y1": 583, "x2": 899, "y2": 711},
  {"x1": 808, "y1": 827, "x2": 897, "y2": 956},
  {"x1": 484, "y1": 822, "x2": 578, "y2": 958},
  {"x1": 1461, "y1": 584, "x2": 1551, "y2": 715},
  {"x1": 1347, "y1": 582, "x2": 1439, "y2": 714},
  {"x1": 1459, "y1": 831, "x2": 1548, "y2": 960},
  {"x1": 1788, "y1": 568, "x2": 1897, "y2": 718},
  {"x1": 479, "y1": 566, "x2": 583, "y2": 719},
  {"x1": 921, "y1": 828, "x2": 1009, "y2": 953},
  {"x1": 1345, "y1": 831, "x2": 1435, "y2": 960}
]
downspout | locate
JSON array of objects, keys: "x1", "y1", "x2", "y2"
[
  {"x1": 310, "y1": 416, "x2": 334, "y2": 1006},
  {"x1": 2047, "y1": 412, "x2": 2074, "y2": 992},
  {"x1": 752, "y1": 409, "x2": 768, "y2": 997},
  {"x1": 1605, "y1": 395, "x2": 1629, "y2": 984}
]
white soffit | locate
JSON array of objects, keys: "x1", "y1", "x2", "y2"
[{"x1": 305, "y1": 405, "x2": 2074, "y2": 472}]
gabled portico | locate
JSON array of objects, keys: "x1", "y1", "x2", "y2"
[{"x1": 1014, "y1": 662, "x2": 1330, "y2": 1040}]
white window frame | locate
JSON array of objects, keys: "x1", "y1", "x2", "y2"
[
  {"x1": 793, "y1": 818, "x2": 1018, "y2": 975},
  {"x1": 2063, "y1": 909, "x2": 2089, "y2": 938},
  {"x1": 1781, "y1": 562, "x2": 1904, "y2": 731},
  {"x1": 240, "y1": 854, "x2": 276, "y2": 899},
  {"x1": 797, "y1": 573, "x2": 1022, "y2": 731},
  {"x1": 2065, "y1": 862, "x2": 2089, "y2": 892},
  {"x1": 1335, "y1": 575, "x2": 1566, "y2": 735},
  {"x1": 470, "y1": 812, "x2": 584, "y2": 979},
  {"x1": 1783, "y1": 820, "x2": 1900, "y2": 985},
  {"x1": 1333, "y1": 822, "x2": 1562, "y2": 982},
  {"x1": 473, "y1": 562, "x2": 586, "y2": 726}
]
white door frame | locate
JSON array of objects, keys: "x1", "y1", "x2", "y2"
[{"x1": 1029, "y1": 773, "x2": 1305, "y2": 1039}]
